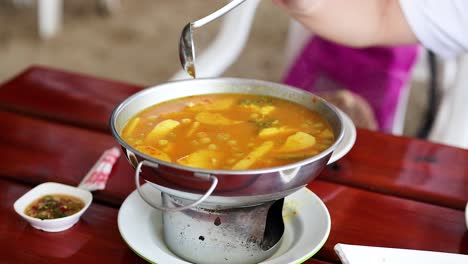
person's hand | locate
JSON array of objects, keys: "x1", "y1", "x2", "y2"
[{"x1": 317, "y1": 89, "x2": 378, "y2": 131}]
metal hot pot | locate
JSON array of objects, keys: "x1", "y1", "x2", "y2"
[{"x1": 110, "y1": 78, "x2": 353, "y2": 264}]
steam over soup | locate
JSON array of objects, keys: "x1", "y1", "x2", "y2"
[{"x1": 122, "y1": 94, "x2": 335, "y2": 170}]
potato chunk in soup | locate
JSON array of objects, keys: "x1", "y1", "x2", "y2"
[{"x1": 121, "y1": 93, "x2": 335, "y2": 170}]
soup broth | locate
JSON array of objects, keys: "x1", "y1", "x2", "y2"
[
  {"x1": 25, "y1": 194, "x2": 85, "y2": 220},
  {"x1": 122, "y1": 93, "x2": 335, "y2": 170}
]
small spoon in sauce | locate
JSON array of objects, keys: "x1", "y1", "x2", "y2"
[{"x1": 179, "y1": 0, "x2": 248, "y2": 78}]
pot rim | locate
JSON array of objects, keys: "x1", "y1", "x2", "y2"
[{"x1": 109, "y1": 77, "x2": 344, "y2": 176}]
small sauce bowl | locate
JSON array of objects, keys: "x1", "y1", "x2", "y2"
[{"x1": 14, "y1": 182, "x2": 93, "y2": 232}]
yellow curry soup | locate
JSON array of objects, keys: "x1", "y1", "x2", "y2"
[{"x1": 122, "y1": 93, "x2": 335, "y2": 170}]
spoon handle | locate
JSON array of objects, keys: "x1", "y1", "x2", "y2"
[{"x1": 192, "y1": 0, "x2": 248, "y2": 28}]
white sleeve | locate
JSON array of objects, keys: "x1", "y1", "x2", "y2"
[{"x1": 399, "y1": 0, "x2": 468, "y2": 59}]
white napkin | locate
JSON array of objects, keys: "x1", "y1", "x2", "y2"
[{"x1": 334, "y1": 243, "x2": 468, "y2": 264}]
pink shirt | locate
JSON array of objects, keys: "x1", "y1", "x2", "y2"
[{"x1": 282, "y1": 37, "x2": 419, "y2": 132}]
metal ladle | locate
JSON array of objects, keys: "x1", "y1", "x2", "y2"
[{"x1": 179, "y1": 0, "x2": 248, "y2": 78}]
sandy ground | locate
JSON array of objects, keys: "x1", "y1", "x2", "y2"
[
  {"x1": 0, "y1": 0, "x2": 427, "y2": 136},
  {"x1": 0, "y1": 0, "x2": 288, "y2": 84}
]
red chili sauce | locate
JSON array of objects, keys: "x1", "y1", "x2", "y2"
[{"x1": 24, "y1": 194, "x2": 85, "y2": 220}]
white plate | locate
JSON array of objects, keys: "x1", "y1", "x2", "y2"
[
  {"x1": 465, "y1": 202, "x2": 468, "y2": 230},
  {"x1": 118, "y1": 184, "x2": 331, "y2": 264}
]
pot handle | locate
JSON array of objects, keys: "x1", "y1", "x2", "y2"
[
  {"x1": 327, "y1": 109, "x2": 357, "y2": 165},
  {"x1": 135, "y1": 160, "x2": 218, "y2": 212}
]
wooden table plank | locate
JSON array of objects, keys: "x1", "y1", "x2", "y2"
[
  {"x1": 5, "y1": 179, "x2": 465, "y2": 264},
  {"x1": 306, "y1": 260, "x2": 334, "y2": 264},
  {"x1": 2, "y1": 66, "x2": 468, "y2": 210},
  {"x1": 320, "y1": 129, "x2": 468, "y2": 210},
  {"x1": 2, "y1": 109, "x2": 466, "y2": 263},
  {"x1": 2, "y1": 179, "x2": 332, "y2": 264},
  {"x1": 1, "y1": 66, "x2": 468, "y2": 264},
  {"x1": 308, "y1": 181, "x2": 468, "y2": 262},
  {"x1": 0, "y1": 66, "x2": 142, "y2": 132},
  {"x1": 0, "y1": 110, "x2": 135, "y2": 207},
  {"x1": 0, "y1": 179, "x2": 146, "y2": 264},
  {"x1": 3, "y1": 105, "x2": 466, "y2": 211}
]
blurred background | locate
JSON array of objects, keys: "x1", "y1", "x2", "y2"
[
  {"x1": 0, "y1": 0, "x2": 430, "y2": 137},
  {"x1": 0, "y1": 0, "x2": 289, "y2": 83}
]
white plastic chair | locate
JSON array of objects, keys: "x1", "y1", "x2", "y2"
[
  {"x1": 170, "y1": 0, "x2": 468, "y2": 149},
  {"x1": 171, "y1": 0, "x2": 311, "y2": 80},
  {"x1": 38, "y1": 0, "x2": 63, "y2": 39},
  {"x1": 170, "y1": 0, "x2": 408, "y2": 133},
  {"x1": 37, "y1": 0, "x2": 120, "y2": 39},
  {"x1": 171, "y1": 0, "x2": 262, "y2": 80},
  {"x1": 428, "y1": 54, "x2": 468, "y2": 149}
]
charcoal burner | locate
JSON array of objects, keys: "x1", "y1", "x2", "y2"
[{"x1": 161, "y1": 193, "x2": 285, "y2": 264}]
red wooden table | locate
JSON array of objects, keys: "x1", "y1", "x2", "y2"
[{"x1": 1, "y1": 66, "x2": 467, "y2": 264}]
